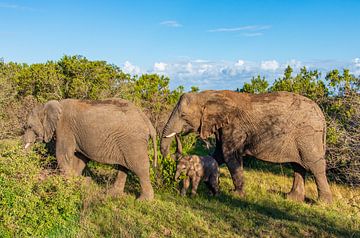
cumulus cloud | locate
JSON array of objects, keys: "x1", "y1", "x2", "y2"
[
  {"x1": 235, "y1": 60, "x2": 245, "y2": 67},
  {"x1": 353, "y1": 58, "x2": 360, "y2": 67},
  {"x1": 120, "y1": 58, "x2": 359, "y2": 91},
  {"x1": 160, "y1": 20, "x2": 183, "y2": 28},
  {"x1": 284, "y1": 59, "x2": 302, "y2": 69},
  {"x1": 122, "y1": 61, "x2": 141, "y2": 75},
  {"x1": 154, "y1": 62, "x2": 167, "y2": 71},
  {"x1": 260, "y1": 60, "x2": 279, "y2": 71}
]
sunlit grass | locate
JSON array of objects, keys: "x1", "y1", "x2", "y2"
[{"x1": 1, "y1": 139, "x2": 359, "y2": 237}]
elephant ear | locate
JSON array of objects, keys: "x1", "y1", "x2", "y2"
[
  {"x1": 42, "y1": 100, "x2": 62, "y2": 142},
  {"x1": 200, "y1": 94, "x2": 234, "y2": 139}
]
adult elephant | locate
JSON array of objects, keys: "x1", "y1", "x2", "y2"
[
  {"x1": 23, "y1": 98, "x2": 157, "y2": 200},
  {"x1": 160, "y1": 90, "x2": 332, "y2": 203}
]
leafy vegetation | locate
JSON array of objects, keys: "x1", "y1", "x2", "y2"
[{"x1": 0, "y1": 55, "x2": 359, "y2": 236}]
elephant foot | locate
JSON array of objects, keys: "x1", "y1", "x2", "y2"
[
  {"x1": 318, "y1": 192, "x2": 333, "y2": 204},
  {"x1": 137, "y1": 191, "x2": 154, "y2": 201},
  {"x1": 180, "y1": 190, "x2": 187, "y2": 197},
  {"x1": 137, "y1": 193, "x2": 154, "y2": 201},
  {"x1": 286, "y1": 191, "x2": 305, "y2": 202},
  {"x1": 190, "y1": 192, "x2": 197, "y2": 198},
  {"x1": 231, "y1": 189, "x2": 245, "y2": 198},
  {"x1": 108, "y1": 187, "x2": 127, "y2": 198}
]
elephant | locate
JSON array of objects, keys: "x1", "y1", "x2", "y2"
[
  {"x1": 174, "y1": 135, "x2": 219, "y2": 197},
  {"x1": 23, "y1": 98, "x2": 157, "y2": 200},
  {"x1": 160, "y1": 90, "x2": 332, "y2": 203},
  {"x1": 175, "y1": 155, "x2": 219, "y2": 197}
]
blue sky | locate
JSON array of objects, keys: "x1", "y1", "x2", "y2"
[{"x1": 1, "y1": 0, "x2": 359, "y2": 90}]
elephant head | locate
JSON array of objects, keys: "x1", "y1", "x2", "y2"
[
  {"x1": 23, "y1": 100, "x2": 62, "y2": 149},
  {"x1": 160, "y1": 91, "x2": 235, "y2": 158}
]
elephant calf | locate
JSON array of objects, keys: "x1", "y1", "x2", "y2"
[
  {"x1": 23, "y1": 98, "x2": 157, "y2": 200},
  {"x1": 175, "y1": 155, "x2": 219, "y2": 197}
]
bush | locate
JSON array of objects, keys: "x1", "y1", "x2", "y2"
[{"x1": 0, "y1": 140, "x2": 84, "y2": 237}]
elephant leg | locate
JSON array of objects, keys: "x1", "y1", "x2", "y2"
[
  {"x1": 308, "y1": 160, "x2": 333, "y2": 203},
  {"x1": 225, "y1": 156, "x2": 245, "y2": 197},
  {"x1": 208, "y1": 174, "x2": 219, "y2": 196},
  {"x1": 287, "y1": 163, "x2": 306, "y2": 202},
  {"x1": 56, "y1": 140, "x2": 77, "y2": 176},
  {"x1": 131, "y1": 157, "x2": 154, "y2": 200},
  {"x1": 190, "y1": 176, "x2": 201, "y2": 197},
  {"x1": 298, "y1": 136, "x2": 332, "y2": 203},
  {"x1": 181, "y1": 177, "x2": 190, "y2": 196},
  {"x1": 109, "y1": 166, "x2": 128, "y2": 197},
  {"x1": 72, "y1": 152, "x2": 89, "y2": 176}
]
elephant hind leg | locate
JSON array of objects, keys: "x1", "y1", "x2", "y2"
[
  {"x1": 109, "y1": 166, "x2": 128, "y2": 197},
  {"x1": 297, "y1": 137, "x2": 332, "y2": 203},
  {"x1": 308, "y1": 160, "x2": 333, "y2": 203},
  {"x1": 287, "y1": 163, "x2": 306, "y2": 202},
  {"x1": 131, "y1": 158, "x2": 154, "y2": 201}
]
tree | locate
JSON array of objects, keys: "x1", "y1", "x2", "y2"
[
  {"x1": 270, "y1": 66, "x2": 328, "y2": 101},
  {"x1": 239, "y1": 75, "x2": 269, "y2": 94},
  {"x1": 132, "y1": 74, "x2": 184, "y2": 132},
  {"x1": 325, "y1": 69, "x2": 359, "y2": 96}
]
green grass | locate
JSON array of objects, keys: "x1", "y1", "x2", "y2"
[
  {"x1": 78, "y1": 168, "x2": 360, "y2": 238},
  {"x1": 1, "y1": 139, "x2": 359, "y2": 237}
]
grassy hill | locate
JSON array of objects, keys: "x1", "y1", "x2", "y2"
[{"x1": 0, "y1": 139, "x2": 359, "y2": 237}]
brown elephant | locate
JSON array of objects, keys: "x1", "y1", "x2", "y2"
[
  {"x1": 161, "y1": 90, "x2": 332, "y2": 203},
  {"x1": 23, "y1": 98, "x2": 157, "y2": 200}
]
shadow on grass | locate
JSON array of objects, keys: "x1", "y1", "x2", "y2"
[
  {"x1": 243, "y1": 156, "x2": 294, "y2": 177},
  {"x1": 184, "y1": 192, "x2": 359, "y2": 237}
]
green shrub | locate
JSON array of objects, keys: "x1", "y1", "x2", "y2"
[{"x1": 0, "y1": 140, "x2": 84, "y2": 237}]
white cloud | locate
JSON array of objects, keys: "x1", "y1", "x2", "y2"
[
  {"x1": 285, "y1": 59, "x2": 302, "y2": 69},
  {"x1": 160, "y1": 20, "x2": 183, "y2": 28},
  {"x1": 235, "y1": 60, "x2": 245, "y2": 67},
  {"x1": 123, "y1": 61, "x2": 141, "y2": 75},
  {"x1": 353, "y1": 58, "x2": 360, "y2": 67},
  {"x1": 154, "y1": 62, "x2": 167, "y2": 71},
  {"x1": 120, "y1": 58, "x2": 358, "y2": 91},
  {"x1": 243, "y1": 32, "x2": 263, "y2": 37},
  {"x1": 208, "y1": 25, "x2": 271, "y2": 33},
  {"x1": 261, "y1": 60, "x2": 279, "y2": 71},
  {"x1": 0, "y1": 3, "x2": 36, "y2": 11}
]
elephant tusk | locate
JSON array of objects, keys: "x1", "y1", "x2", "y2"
[
  {"x1": 165, "y1": 132, "x2": 176, "y2": 138},
  {"x1": 24, "y1": 143, "x2": 31, "y2": 149}
]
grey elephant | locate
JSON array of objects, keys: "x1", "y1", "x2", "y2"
[
  {"x1": 175, "y1": 155, "x2": 219, "y2": 197},
  {"x1": 174, "y1": 135, "x2": 219, "y2": 197},
  {"x1": 161, "y1": 90, "x2": 332, "y2": 203},
  {"x1": 23, "y1": 98, "x2": 157, "y2": 200}
]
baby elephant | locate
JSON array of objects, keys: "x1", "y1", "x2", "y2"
[{"x1": 175, "y1": 155, "x2": 219, "y2": 197}]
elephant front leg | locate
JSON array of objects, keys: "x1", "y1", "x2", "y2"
[
  {"x1": 208, "y1": 174, "x2": 220, "y2": 196},
  {"x1": 181, "y1": 177, "x2": 190, "y2": 196},
  {"x1": 190, "y1": 176, "x2": 201, "y2": 197},
  {"x1": 226, "y1": 157, "x2": 245, "y2": 197},
  {"x1": 109, "y1": 166, "x2": 128, "y2": 197},
  {"x1": 287, "y1": 163, "x2": 306, "y2": 202}
]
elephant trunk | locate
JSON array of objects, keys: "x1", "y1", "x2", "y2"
[
  {"x1": 160, "y1": 108, "x2": 184, "y2": 159},
  {"x1": 22, "y1": 130, "x2": 37, "y2": 150},
  {"x1": 174, "y1": 170, "x2": 181, "y2": 180}
]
